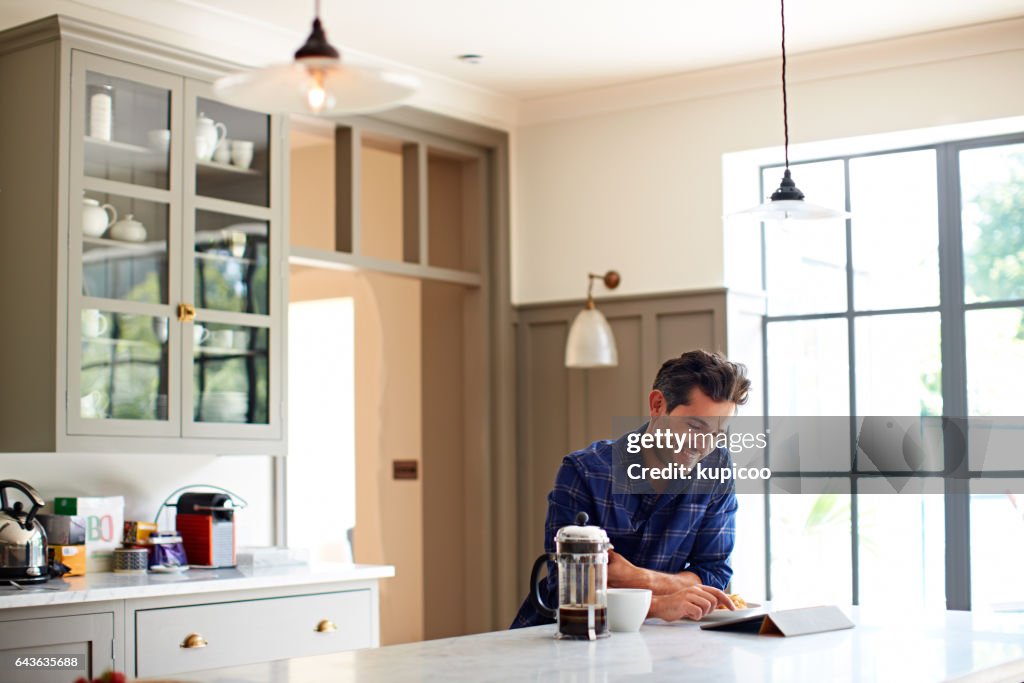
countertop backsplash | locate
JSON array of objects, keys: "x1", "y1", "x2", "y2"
[{"x1": 0, "y1": 451, "x2": 275, "y2": 548}]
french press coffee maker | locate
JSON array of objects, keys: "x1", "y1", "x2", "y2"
[{"x1": 529, "y1": 512, "x2": 612, "y2": 640}]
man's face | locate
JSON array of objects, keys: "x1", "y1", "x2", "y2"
[{"x1": 648, "y1": 387, "x2": 736, "y2": 468}]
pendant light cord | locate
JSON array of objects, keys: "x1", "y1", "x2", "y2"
[{"x1": 780, "y1": 0, "x2": 789, "y2": 171}]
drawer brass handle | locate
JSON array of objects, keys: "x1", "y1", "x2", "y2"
[
  {"x1": 178, "y1": 303, "x2": 196, "y2": 322},
  {"x1": 315, "y1": 619, "x2": 337, "y2": 633},
  {"x1": 180, "y1": 632, "x2": 208, "y2": 649}
]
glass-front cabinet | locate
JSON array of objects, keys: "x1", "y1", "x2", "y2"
[{"x1": 65, "y1": 52, "x2": 283, "y2": 447}]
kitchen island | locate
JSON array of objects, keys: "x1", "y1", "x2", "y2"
[{"x1": 150, "y1": 606, "x2": 1024, "y2": 682}]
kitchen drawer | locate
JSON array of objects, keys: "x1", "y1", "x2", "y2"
[{"x1": 134, "y1": 589, "x2": 372, "y2": 677}]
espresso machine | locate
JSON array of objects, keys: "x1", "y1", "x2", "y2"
[{"x1": 529, "y1": 512, "x2": 612, "y2": 640}]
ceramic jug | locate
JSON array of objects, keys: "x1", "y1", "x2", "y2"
[
  {"x1": 195, "y1": 113, "x2": 226, "y2": 161},
  {"x1": 82, "y1": 197, "x2": 117, "y2": 237}
]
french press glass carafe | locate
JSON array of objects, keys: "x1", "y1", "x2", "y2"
[{"x1": 529, "y1": 512, "x2": 611, "y2": 640}]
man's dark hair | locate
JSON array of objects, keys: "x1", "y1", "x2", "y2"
[{"x1": 653, "y1": 350, "x2": 750, "y2": 411}]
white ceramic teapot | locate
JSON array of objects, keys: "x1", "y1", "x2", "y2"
[
  {"x1": 195, "y1": 113, "x2": 226, "y2": 161},
  {"x1": 109, "y1": 214, "x2": 147, "y2": 242},
  {"x1": 82, "y1": 197, "x2": 117, "y2": 237}
]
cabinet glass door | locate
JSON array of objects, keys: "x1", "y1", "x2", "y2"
[
  {"x1": 193, "y1": 97, "x2": 270, "y2": 207},
  {"x1": 78, "y1": 309, "x2": 171, "y2": 421},
  {"x1": 182, "y1": 81, "x2": 279, "y2": 438},
  {"x1": 82, "y1": 70, "x2": 171, "y2": 189},
  {"x1": 68, "y1": 52, "x2": 182, "y2": 436},
  {"x1": 192, "y1": 323, "x2": 270, "y2": 424}
]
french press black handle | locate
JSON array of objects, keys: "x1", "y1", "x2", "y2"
[
  {"x1": 0, "y1": 479, "x2": 46, "y2": 530},
  {"x1": 529, "y1": 512, "x2": 589, "y2": 620},
  {"x1": 529, "y1": 552, "x2": 557, "y2": 620}
]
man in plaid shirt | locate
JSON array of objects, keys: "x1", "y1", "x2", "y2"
[{"x1": 512, "y1": 350, "x2": 750, "y2": 627}]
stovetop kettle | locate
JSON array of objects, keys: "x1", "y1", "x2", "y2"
[{"x1": 0, "y1": 480, "x2": 49, "y2": 584}]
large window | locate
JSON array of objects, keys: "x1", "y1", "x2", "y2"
[{"x1": 757, "y1": 134, "x2": 1024, "y2": 611}]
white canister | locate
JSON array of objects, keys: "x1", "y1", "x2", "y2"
[{"x1": 88, "y1": 85, "x2": 113, "y2": 141}]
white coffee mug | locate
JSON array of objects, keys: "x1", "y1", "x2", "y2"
[
  {"x1": 195, "y1": 135, "x2": 213, "y2": 162},
  {"x1": 147, "y1": 128, "x2": 171, "y2": 152},
  {"x1": 193, "y1": 324, "x2": 209, "y2": 346},
  {"x1": 231, "y1": 140, "x2": 254, "y2": 169},
  {"x1": 82, "y1": 309, "x2": 109, "y2": 338},
  {"x1": 606, "y1": 588, "x2": 652, "y2": 632},
  {"x1": 213, "y1": 138, "x2": 232, "y2": 164},
  {"x1": 80, "y1": 390, "x2": 109, "y2": 419},
  {"x1": 210, "y1": 329, "x2": 234, "y2": 349}
]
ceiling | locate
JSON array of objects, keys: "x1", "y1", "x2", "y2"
[{"x1": 180, "y1": 0, "x2": 1022, "y2": 100}]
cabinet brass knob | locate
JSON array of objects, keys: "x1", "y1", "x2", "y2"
[
  {"x1": 315, "y1": 619, "x2": 337, "y2": 633},
  {"x1": 180, "y1": 632, "x2": 208, "y2": 649},
  {"x1": 178, "y1": 303, "x2": 196, "y2": 322}
]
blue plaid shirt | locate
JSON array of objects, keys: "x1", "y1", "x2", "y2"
[{"x1": 511, "y1": 424, "x2": 737, "y2": 628}]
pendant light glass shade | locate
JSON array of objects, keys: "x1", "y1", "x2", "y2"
[
  {"x1": 728, "y1": 0, "x2": 847, "y2": 221},
  {"x1": 565, "y1": 271, "x2": 621, "y2": 368},
  {"x1": 213, "y1": 13, "x2": 418, "y2": 115},
  {"x1": 734, "y1": 169, "x2": 850, "y2": 220},
  {"x1": 565, "y1": 307, "x2": 618, "y2": 368}
]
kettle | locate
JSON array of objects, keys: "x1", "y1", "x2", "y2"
[
  {"x1": 529, "y1": 512, "x2": 612, "y2": 640},
  {"x1": 0, "y1": 480, "x2": 49, "y2": 584}
]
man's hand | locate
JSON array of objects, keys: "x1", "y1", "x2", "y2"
[
  {"x1": 650, "y1": 585, "x2": 735, "y2": 621},
  {"x1": 607, "y1": 550, "x2": 642, "y2": 588}
]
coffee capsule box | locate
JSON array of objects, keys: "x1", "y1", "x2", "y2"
[
  {"x1": 123, "y1": 520, "x2": 158, "y2": 545},
  {"x1": 37, "y1": 514, "x2": 87, "y2": 545},
  {"x1": 48, "y1": 545, "x2": 86, "y2": 576}
]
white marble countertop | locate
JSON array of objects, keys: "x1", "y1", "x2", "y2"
[
  {"x1": 0, "y1": 563, "x2": 394, "y2": 609},
  {"x1": 153, "y1": 607, "x2": 1024, "y2": 683}
]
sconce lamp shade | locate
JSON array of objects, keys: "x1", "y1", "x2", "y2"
[{"x1": 565, "y1": 307, "x2": 618, "y2": 368}]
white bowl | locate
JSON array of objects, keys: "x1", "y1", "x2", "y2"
[{"x1": 607, "y1": 588, "x2": 652, "y2": 632}]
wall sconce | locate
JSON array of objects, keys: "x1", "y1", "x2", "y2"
[{"x1": 565, "y1": 270, "x2": 621, "y2": 368}]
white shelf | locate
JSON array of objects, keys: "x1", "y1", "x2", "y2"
[
  {"x1": 85, "y1": 135, "x2": 166, "y2": 171},
  {"x1": 196, "y1": 159, "x2": 259, "y2": 175}
]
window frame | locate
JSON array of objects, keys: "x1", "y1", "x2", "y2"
[{"x1": 758, "y1": 131, "x2": 1024, "y2": 610}]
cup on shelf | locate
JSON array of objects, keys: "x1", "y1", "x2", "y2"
[
  {"x1": 80, "y1": 390, "x2": 109, "y2": 419},
  {"x1": 231, "y1": 140, "x2": 254, "y2": 169},
  {"x1": 152, "y1": 317, "x2": 169, "y2": 344},
  {"x1": 82, "y1": 309, "x2": 109, "y2": 338},
  {"x1": 209, "y1": 329, "x2": 234, "y2": 349},
  {"x1": 213, "y1": 138, "x2": 232, "y2": 164},
  {"x1": 232, "y1": 329, "x2": 250, "y2": 350},
  {"x1": 193, "y1": 324, "x2": 210, "y2": 347},
  {"x1": 147, "y1": 128, "x2": 171, "y2": 153},
  {"x1": 195, "y1": 135, "x2": 214, "y2": 162}
]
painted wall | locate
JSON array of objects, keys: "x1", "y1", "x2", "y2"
[
  {"x1": 512, "y1": 20, "x2": 1024, "y2": 304},
  {"x1": 0, "y1": 453, "x2": 275, "y2": 546},
  {"x1": 290, "y1": 133, "x2": 426, "y2": 646}
]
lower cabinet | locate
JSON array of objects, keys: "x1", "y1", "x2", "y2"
[
  {"x1": 0, "y1": 577, "x2": 382, "y2": 680},
  {"x1": 134, "y1": 589, "x2": 373, "y2": 678},
  {"x1": 0, "y1": 610, "x2": 116, "y2": 683}
]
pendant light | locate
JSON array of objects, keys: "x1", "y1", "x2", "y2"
[
  {"x1": 213, "y1": 0, "x2": 419, "y2": 115},
  {"x1": 732, "y1": 0, "x2": 849, "y2": 220},
  {"x1": 565, "y1": 271, "x2": 621, "y2": 368}
]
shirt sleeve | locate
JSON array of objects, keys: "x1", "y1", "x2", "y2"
[{"x1": 683, "y1": 463, "x2": 738, "y2": 590}]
